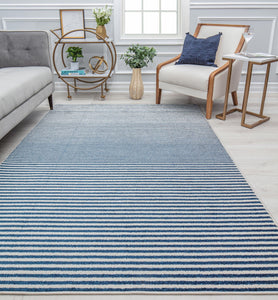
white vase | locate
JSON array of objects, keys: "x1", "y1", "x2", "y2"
[
  {"x1": 70, "y1": 61, "x2": 79, "y2": 71},
  {"x1": 129, "y1": 68, "x2": 144, "y2": 100}
]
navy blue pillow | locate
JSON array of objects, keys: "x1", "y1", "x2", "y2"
[{"x1": 176, "y1": 32, "x2": 222, "y2": 67}]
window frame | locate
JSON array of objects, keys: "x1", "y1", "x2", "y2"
[{"x1": 114, "y1": 0, "x2": 189, "y2": 43}]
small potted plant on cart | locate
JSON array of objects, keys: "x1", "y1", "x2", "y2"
[{"x1": 66, "y1": 46, "x2": 83, "y2": 70}]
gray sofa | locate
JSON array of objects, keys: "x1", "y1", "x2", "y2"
[{"x1": 0, "y1": 31, "x2": 54, "y2": 140}]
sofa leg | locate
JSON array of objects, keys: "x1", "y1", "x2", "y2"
[
  {"x1": 156, "y1": 88, "x2": 162, "y2": 104},
  {"x1": 206, "y1": 96, "x2": 213, "y2": 119},
  {"x1": 231, "y1": 91, "x2": 238, "y2": 106},
  {"x1": 48, "y1": 94, "x2": 53, "y2": 110}
]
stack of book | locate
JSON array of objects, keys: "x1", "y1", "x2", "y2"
[{"x1": 61, "y1": 69, "x2": 86, "y2": 76}]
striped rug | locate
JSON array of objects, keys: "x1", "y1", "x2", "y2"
[{"x1": 0, "y1": 105, "x2": 278, "y2": 294}]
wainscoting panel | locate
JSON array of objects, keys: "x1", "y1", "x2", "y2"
[
  {"x1": 190, "y1": 1, "x2": 278, "y2": 92},
  {"x1": 0, "y1": 1, "x2": 277, "y2": 93}
]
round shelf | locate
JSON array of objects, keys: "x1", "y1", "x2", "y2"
[{"x1": 51, "y1": 28, "x2": 117, "y2": 99}]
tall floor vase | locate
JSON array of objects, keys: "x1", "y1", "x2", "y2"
[{"x1": 129, "y1": 68, "x2": 144, "y2": 100}]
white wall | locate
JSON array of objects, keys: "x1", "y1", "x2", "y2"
[
  {"x1": 190, "y1": 0, "x2": 278, "y2": 93},
  {"x1": 0, "y1": 0, "x2": 277, "y2": 93}
]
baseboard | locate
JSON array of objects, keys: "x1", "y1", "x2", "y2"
[
  {"x1": 54, "y1": 82, "x2": 156, "y2": 93},
  {"x1": 238, "y1": 82, "x2": 278, "y2": 93},
  {"x1": 54, "y1": 81, "x2": 278, "y2": 94}
]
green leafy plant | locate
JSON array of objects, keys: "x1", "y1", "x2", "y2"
[
  {"x1": 93, "y1": 6, "x2": 112, "y2": 26},
  {"x1": 66, "y1": 47, "x2": 83, "y2": 62},
  {"x1": 121, "y1": 44, "x2": 157, "y2": 69}
]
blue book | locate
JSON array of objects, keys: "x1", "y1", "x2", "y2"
[{"x1": 61, "y1": 69, "x2": 86, "y2": 75}]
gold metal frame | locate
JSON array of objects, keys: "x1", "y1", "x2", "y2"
[
  {"x1": 60, "y1": 9, "x2": 85, "y2": 39},
  {"x1": 51, "y1": 28, "x2": 117, "y2": 99},
  {"x1": 216, "y1": 56, "x2": 278, "y2": 128},
  {"x1": 89, "y1": 56, "x2": 109, "y2": 74}
]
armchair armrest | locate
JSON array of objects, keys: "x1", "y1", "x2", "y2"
[
  {"x1": 156, "y1": 55, "x2": 181, "y2": 75},
  {"x1": 208, "y1": 62, "x2": 230, "y2": 88},
  {"x1": 156, "y1": 55, "x2": 181, "y2": 104}
]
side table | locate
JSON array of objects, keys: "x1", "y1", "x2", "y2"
[
  {"x1": 51, "y1": 28, "x2": 117, "y2": 100},
  {"x1": 216, "y1": 53, "x2": 278, "y2": 128}
]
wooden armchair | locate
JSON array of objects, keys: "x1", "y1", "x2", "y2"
[{"x1": 156, "y1": 23, "x2": 249, "y2": 119}]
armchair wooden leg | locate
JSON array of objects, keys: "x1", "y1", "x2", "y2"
[
  {"x1": 205, "y1": 95, "x2": 213, "y2": 119},
  {"x1": 48, "y1": 94, "x2": 53, "y2": 110},
  {"x1": 156, "y1": 88, "x2": 162, "y2": 104},
  {"x1": 231, "y1": 91, "x2": 238, "y2": 106}
]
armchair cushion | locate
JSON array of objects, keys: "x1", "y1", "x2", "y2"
[
  {"x1": 176, "y1": 32, "x2": 222, "y2": 67},
  {"x1": 160, "y1": 64, "x2": 217, "y2": 92}
]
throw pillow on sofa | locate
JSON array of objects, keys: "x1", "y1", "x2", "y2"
[{"x1": 176, "y1": 32, "x2": 222, "y2": 67}]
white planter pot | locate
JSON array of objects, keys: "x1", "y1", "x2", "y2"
[{"x1": 70, "y1": 61, "x2": 79, "y2": 71}]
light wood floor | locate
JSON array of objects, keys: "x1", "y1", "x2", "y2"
[{"x1": 0, "y1": 91, "x2": 277, "y2": 300}]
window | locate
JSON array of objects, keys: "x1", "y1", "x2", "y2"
[{"x1": 122, "y1": 0, "x2": 184, "y2": 38}]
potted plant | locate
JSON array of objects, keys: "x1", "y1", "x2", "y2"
[
  {"x1": 93, "y1": 6, "x2": 112, "y2": 40},
  {"x1": 121, "y1": 44, "x2": 156, "y2": 100},
  {"x1": 66, "y1": 46, "x2": 83, "y2": 70}
]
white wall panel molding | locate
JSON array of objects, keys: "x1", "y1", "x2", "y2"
[
  {"x1": 115, "y1": 41, "x2": 184, "y2": 47},
  {"x1": 197, "y1": 16, "x2": 277, "y2": 54},
  {"x1": 2, "y1": 17, "x2": 95, "y2": 30},
  {"x1": 1, "y1": 1, "x2": 277, "y2": 94},
  {"x1": 2, "y1": 17, "x2": 58, "y2": 30},
  {"x1": 238, "y1": 82, "x2": 278, "y2": 93},
  {"x1": 196, "y1": 16, "x2": 278, "y2": 77},
  {"x1": 116, "y1": 52, "x2": 181, "y2": 57},
  {"x1": 0, "y1": 3, "x2": 113, "y2": 10},
  {"x1": 115, "y1": 52, "x2": 180, "y2": 75},
  {"x1": 191, "y1": 2, "x2": 278, "y2": 9}
]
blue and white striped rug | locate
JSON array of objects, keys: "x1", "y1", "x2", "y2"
[{"x1": 0, "y1": 105, "x2": 278, "y2": 294}]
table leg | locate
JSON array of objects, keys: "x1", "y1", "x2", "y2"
[
  {"x1": 67, "y1": 84, "x2": 72, "y2": 100},
  {"x1": 100, "y1": 83, "x2": 105, "y2": 99},
  {"x1": 74, "y1": 78, "x2": 77, "y2": 93},
  {"x1": 216, "y1": 59, "x2": 240, "y2": 120},
  {"x1": 260, "y1": 62, "x2": 271, "y2": 116},
  {"x1": 241, "y1": 62, "x2": 253, "y2": 126},
  {"x1": 105, "y1": 81, "x2": 109, "y2": 92},
  {"x1": 240, "y1": 62, "x2": 270, "y2": 129}
]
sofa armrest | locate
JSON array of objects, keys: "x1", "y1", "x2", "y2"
[{"x1": 0, "y1": 31, "x2": 52, "y2": 69}]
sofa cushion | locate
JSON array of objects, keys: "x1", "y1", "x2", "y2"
[
  {"x1": 0, "y1": 66, "x2": 52, "y2": 120},
  {"x1": 0, "y1": 31, "x2": 51, "y2": 68},
  {"x1": 159, "y1": 64, "x2": 217, "y2": 92}
]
